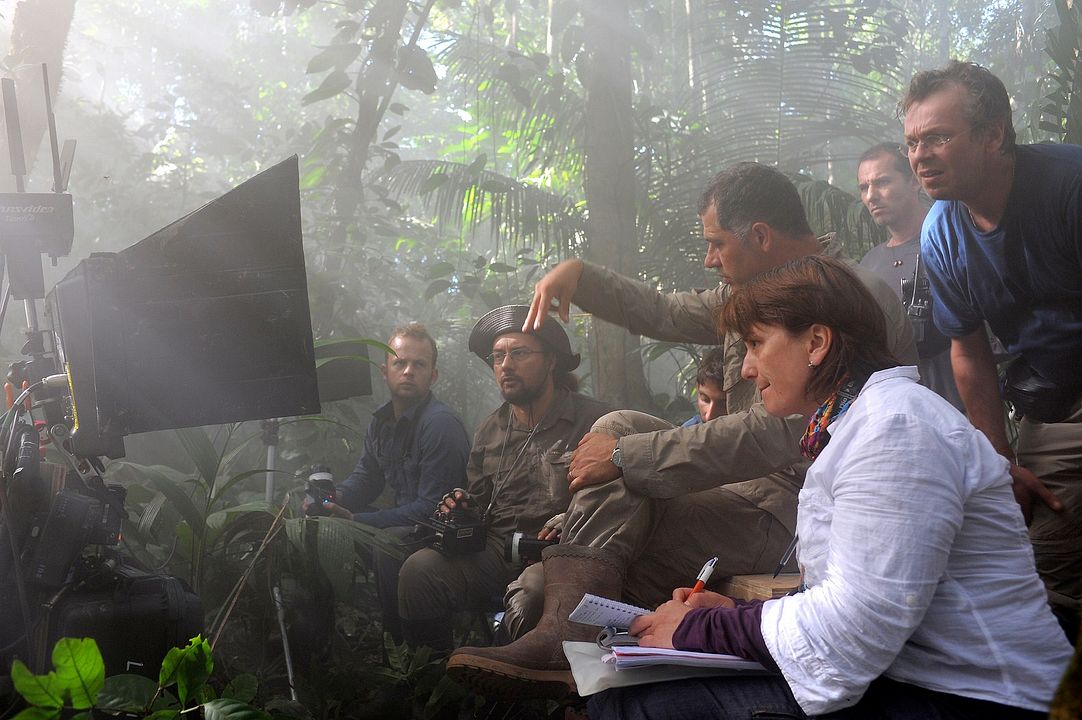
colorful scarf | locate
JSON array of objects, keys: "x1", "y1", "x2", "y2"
[{"x1": 799, "y1": 376, "x2": 856, "y2": 460}]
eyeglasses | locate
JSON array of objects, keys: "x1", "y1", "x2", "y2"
[
  {"x1": 901, "y1": 129, "x2": 970, "y2": 155},
  {"x1": 486, "y1": 348, "x2": 546, "y2": 366}
]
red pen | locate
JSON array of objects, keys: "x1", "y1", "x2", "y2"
[{"x1": 687, "y1": 556, "x2": 718, "y2": 601}]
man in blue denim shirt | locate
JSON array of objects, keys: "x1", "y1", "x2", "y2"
[{"x1": 320, "y1": 323, "x2": 470, "y2": 641}]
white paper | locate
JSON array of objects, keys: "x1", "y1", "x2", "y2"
[
  {"x1": 567, "y1": 593, "x2": 650, "y2": 628},
  {"x1": 605, "y1": 645, "x2": 766, "y2": 671}
]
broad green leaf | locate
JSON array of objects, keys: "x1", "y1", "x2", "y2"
[
  {"x1": 419, "y1": 173, "x2": 449, "y2": 194},
  {"x1": 222, "y1": 674, "x2": 258, "y2": 703},
  {"x1": 302, "y1": 70, "x2": 351, "y2": 106},
  {"x1": 425, "y1": 261, "x2": 456, "y2": 280},
  {"x1": 388, "y1": 102, "x2": 409, "y2": 115},
  {"x1": 97, "y1": 674, "x2": 159, "y2": 712},
  {"x1": 159, "y1": 636, "x2": 213, "y2": 706},
  {"x1": 11, "y1": 708, "x2": 61, "y2": 720},
  {"x1": 306, "y1": 43, "x2": 362, "y2": 74},
  {"x1": 144, "y1": 711, "x2": 180, "y2": 720},
  {"x1": 424, "y1": 279, "x2": 451, "y2": 301},
  {"x1": 205, "y1": 499, "x2": 274, "y2": 531},
  {"x1": 51, "y1": 638, "x2": 105, "y2": 709},
  {"x1": 10, "y1": 661, "x2": 63, "y2": 709},
  {"x1": 139, "y1": 465, "x2": 206, "y2": 533},
  {"x1": 487, "y1": 262, "x2": 517, "y2": 273},
  {"x1": 395, "y1": 46, "x2": 438, "y2": 94},
  {"x1": 383, "y1": 125, "x2": 402, "y2": 141},
  {"x1": 466, "y1": 154, "x2": 487, "y2": 174},
  {"x1": 480, "y1": 179, "x2": 512, "y2": 193},
  {"x1": 203, "y1": 698, "x2": 270, "y2": 720},
  {"x1": 174, "y1": 427, "x2": 221, "y2": 491}
]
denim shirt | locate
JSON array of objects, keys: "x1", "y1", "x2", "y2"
[{"x1": 337, "y1": 393, "x2": 470, "y2": 529}]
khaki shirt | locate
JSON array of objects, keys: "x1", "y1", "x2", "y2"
[
  {"x1": 571, "y1": 236, "x2": 918, "y2": 517},
  {"x1": 468, "y1": 387, "x2": 612, "y2": 541}
]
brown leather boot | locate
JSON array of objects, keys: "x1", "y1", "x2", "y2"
[{"x1": 446, "y1": 544, "x2": 624, "y2": 699}]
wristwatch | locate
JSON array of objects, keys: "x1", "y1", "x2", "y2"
[{"x1": 610, "y1": 442, "x2": 623, "y2": 469}]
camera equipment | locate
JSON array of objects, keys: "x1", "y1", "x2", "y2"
[
  {"x1": 0, "y1": 70, "x2": 323, "y2": 679},
  {"x1": 504, "y1": 531, "x2": 556, "y2": 566},
  {"x1": 416, "y1": 506, "x2": 488, "y2": 555},
  {"x1": 900, "y1": 254, "x2": 950, "y2": 359},
  {"x1": 1001, "y1": 357, "x2": 1081, "y2": 424},
  {"x1": 304, "y1": 466, "x2": 337, "y2": 517}
]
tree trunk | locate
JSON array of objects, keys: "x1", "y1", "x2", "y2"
[
  {"x1": 582, "y1": 0, "x2": 654, "y2": 411},
  {"x1": 0, "y1": 0, "x2": 77, "y2": 193}
]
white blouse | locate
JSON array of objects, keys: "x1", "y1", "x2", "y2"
[{"x1": 761, "y1": 366, "x2": 1071, "y2": 715}]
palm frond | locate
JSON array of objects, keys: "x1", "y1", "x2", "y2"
[{"x1": 382, "y1": 158, "x2": 586, "y2": 256}]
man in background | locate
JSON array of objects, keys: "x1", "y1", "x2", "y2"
[
  {"x1": 903, "y1": 60, "x2": 1078, "y2": 636},
  {"x1": 317, "y1": 323, "x2": 471, "y2": 642},
  {"x1": 857, "y1": 142, "x2": 963, "y2": 409},
  {"x1": 682, "y1": 346, "x2": 728, "y2": 427}
]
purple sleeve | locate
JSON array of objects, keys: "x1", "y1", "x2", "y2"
[{"x1": 671, "y1": 601, "x2": 780, "y2": 673}]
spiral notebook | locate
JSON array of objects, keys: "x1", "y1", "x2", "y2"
[{"x1": 568, "y1": 593, "x2": 650, "y2": 629}]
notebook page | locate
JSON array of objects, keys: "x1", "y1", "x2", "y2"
[{"x1": 568, "y1": 593, "x2": 650, "y2": 628}]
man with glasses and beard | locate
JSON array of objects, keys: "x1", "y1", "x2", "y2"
[{"x1": 394, "y1": 305, "x2": 610, "y2": 651}]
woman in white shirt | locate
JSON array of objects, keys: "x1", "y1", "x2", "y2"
[{"x1": 589, "y1": 255, "x2": 1071, "y2": 719}]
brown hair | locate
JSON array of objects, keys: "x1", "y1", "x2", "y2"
[
  {"x1": 696, "y1": 162, "x2": 813, "y2": 240},
  {"x1": 696, "y1": 346, "x2": 727, "y2": 388},
  {"x1": 859, "y1": 142, "x2": 912, "y2": 177},
  {"x1": 719, "y1": 256, "x2": 899, "y2": 401},
  {"x1": 901, "y1": 60, "x2": 1015, "y2": 154},
  {"x1": 388, "y1": 322, "x2": 438, "y2": 366}
]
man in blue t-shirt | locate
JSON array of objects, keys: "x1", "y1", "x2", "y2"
[{"x1": 902, "y1": 61, "x2": 1081, "y2": 635}]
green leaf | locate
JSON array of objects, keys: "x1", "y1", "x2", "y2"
[
  {"x1": 425, "y1": 261, "x2": 456, "y2": 280},
  {"x1": 388, "y1": 102, "x2": 409, "y2": 115},
  {"x1": 306, "y1": 43, "x2": 363, "y2": 74},
  {"x1": 174, "y1": 427, "x2": 221, "y2": 492},
  {"x1": 11, "y1": 708, "x2": 61, "y2": 720},
  {"x1": 424, "y1": 279, "x2": 452, "y2": 300},
  {"x1": 480, "y1": 179, "x2": 512, "y2": 193},
  {"x1": 395, "y1": 46, "x2": 438, "y2": 94},
  {"x1": 419, "y1": 173, "x2": 449, "y2": 194},
  {"x1": 52, "y1": 638, "x2": 105, "y2": 709},
  {"x1": 144, "y1": 711, "x2": 180, "y2": 720},
  {"x1": 205, "y1": 499, "x2": 274, "y2": 532},
  {"x1": 203, "y1": 698, "x2": 270, "y2": 720},
  {"x1": 221, "y1": 674, "x2": 258, "y2": 703},
  {"x1": 302, "y1": 70, "x2": 352, "y2": 106},
  {"x1": 11, "y1": 661, "x2": 63, "y2": 709},
  {"x1": 299, "y1": 166, "x2": 326, "y2": 189},
  {"x1": 139, "y1": 465, "x2": 206, "y2": 533},
  {"x1": 487, "y1": 262, "x2": 517, "y2": 273},
  {"x1": 466, "y1": 154, "x2": 487, "y2": 174},
  {"x1": 159, "y1": 636, "x2": 213, "y2": 706},
  {"x1": 97, "y1": 674, "x2": 159, "y2": 712},
  {"x1": 383, "y1": 125, "x2": 402, "y2": 141}
]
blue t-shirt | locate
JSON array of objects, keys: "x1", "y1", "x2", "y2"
[{"x1": 921, "y1": 143, "x2": 1082, "y2": 388}]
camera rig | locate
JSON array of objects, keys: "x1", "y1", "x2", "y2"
[{"x1": 0, "y1": 69, "x2": 322, "y2": 680}]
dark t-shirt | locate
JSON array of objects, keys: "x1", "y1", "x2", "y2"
[{"x1": 921, "y1": 143, "x2": 1082, "y2": 388}]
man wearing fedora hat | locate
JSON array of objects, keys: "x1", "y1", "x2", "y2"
[{"x1": 394, "y1": 305, "x2": 611, "y2": 651}]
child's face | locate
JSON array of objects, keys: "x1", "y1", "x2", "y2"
[{"x1": 696, "y1": 379, "x2": 727, "y2": 422}]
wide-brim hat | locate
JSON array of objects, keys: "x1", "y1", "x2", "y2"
[{"x1": 468, "y1": 304, "x2": 581, "y2": 372}]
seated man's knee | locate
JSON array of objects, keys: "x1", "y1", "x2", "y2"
[
  {"x1": 398, "y1": 548, "x2": 450, "y2": 620},
  {"x1": 502, "y1": 563, "x2": 545, "y2": 640},
  {"x1": 591, "y1": 410, "x2": 674, "y2": 438}
]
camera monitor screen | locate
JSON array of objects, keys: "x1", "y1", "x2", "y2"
[{"x1": 47, "y1": 156, "x2": 321, "y2": 457}]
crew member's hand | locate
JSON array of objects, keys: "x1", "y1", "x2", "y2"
[
  {"x1": 568, "y1": 432, "x2": 621, "y2": 493},
  {"x1": 437, "y1": 488, "x2": 471, "y2": 517},
  {"x1": 628, "y1": 599, "x2": 692, "y2": 649},
  {"x1": 320, "y1": 502, "x2": 353, "y2": 520},
  {"x1": 672, "y1": 587, "x2": 736, "y2": 609},
  {"x1": 1010, "y1": 462, "x2": 1063, "y2": 524},
  {"x1": 523, "y1": 259, "x2": 585, "y2": 331},
  {"x1": 538, "y1": 512, "x2": 564, "y2": 542}
]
